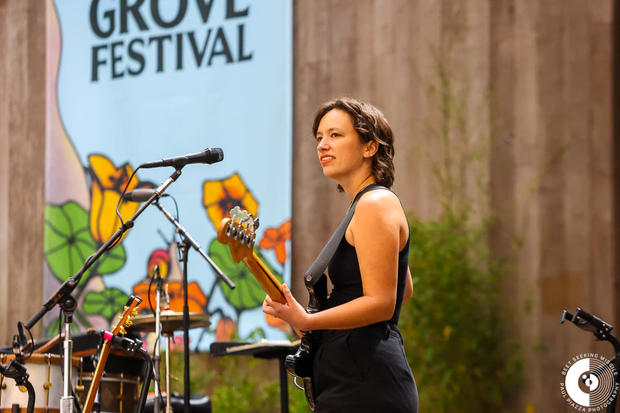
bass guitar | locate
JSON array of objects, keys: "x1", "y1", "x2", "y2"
[{"x1": 217, "y1": 207, "x2": 324, "y2": 411}]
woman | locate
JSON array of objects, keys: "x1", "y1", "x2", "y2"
[{"x1": 263, "y1": 97, "x2": 418, "y2": 412}]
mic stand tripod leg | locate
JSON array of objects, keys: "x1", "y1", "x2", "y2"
[{"x1": 60, "y1": 296, "x2": 76, "y2": 413}]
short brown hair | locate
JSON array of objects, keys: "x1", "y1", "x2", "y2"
[{"x1": 312, "y1": 97, "x2": 395, "y2": 188}]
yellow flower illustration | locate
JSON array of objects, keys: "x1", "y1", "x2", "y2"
[
  {"x1": 88, "y1": 154, "x2": 144, "y2": 244},
  {"x1": 202, "y1": 172, "x2": 258, "y2": 228}
]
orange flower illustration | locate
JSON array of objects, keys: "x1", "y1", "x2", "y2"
[
  {"x1": 265, "y1": 313, "x2": 291, "y2": 334},
  {"x1": 147, "y1": 249, "x2": 170, "y2": 279},
  {"x1": 258, "y1": 220, "x2": 291, "y2": 265},
  {"x1": 88, "y1": 154, "x2": 148, "y2": 244},
  {"x1": 203, "y1": 172, "x2": 258, "y2": 229},
  {"x1": 132, "y1": 280, "x2": 207, "y2": 313},
  {"x1": 216, "y1": 317, "x2": 237, "y2": 341},
  {"x1": 165, "y1": 281, "x2": 207, "y2": 313}
]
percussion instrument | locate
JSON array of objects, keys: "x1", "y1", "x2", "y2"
[
  {"x1": 0, "y1": 353, "x2": 79, "y2": 413},
  {"x1": 129, "y1": 312, "x2": 210, "y2": 334},
  {"x1": 79, "y1": 373, "x2": 140, "y2": 413}
]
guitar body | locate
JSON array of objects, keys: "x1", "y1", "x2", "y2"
[{"x1": 217, "y1": 208, "x2": 326, "y2": 411}]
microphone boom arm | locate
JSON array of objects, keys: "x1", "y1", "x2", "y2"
[
  {"x1": 25, "y1": 168, "x2": 183, "y2": 331},
  {"x1": 153, "y1": 201, "x2": 235, "y2": 290}
]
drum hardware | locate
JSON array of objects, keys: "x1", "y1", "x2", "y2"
[
  {"x1": 150, "y1": 198, "x2": 234, "y2": 413},
  {"x1": 0, "y1": 353, "x2": 80, "y2": 413},
  {"x1": 128, "y1": 311, "x2": 210, "y2": 413},
  {"x1": 153, "y1": 266, "x2": 164, "y2": 413},
  {"x1": 44, "y1": 354, "x2": 52, "y2": 408}
]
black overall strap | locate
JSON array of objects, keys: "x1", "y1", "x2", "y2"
[{"x1": 304, "y1": 184, "x2": 387, "y2": 286}]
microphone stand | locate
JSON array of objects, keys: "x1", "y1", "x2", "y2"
[
  {"x1": 152, "y1": 200, "x2": 235, "y2": 413},
  {"x1": 17, "y1": 168, "x2": 183, "y2": 413}
]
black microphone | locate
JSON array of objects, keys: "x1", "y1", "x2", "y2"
[
  {"x1": 123, "y1": 189, "x2": 170, "y2": 202},
  {"x1": 140, "y1": 147, "x2": 223, "y2": 169}
]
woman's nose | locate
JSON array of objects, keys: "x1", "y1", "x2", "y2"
[{"x1": 317, "y1": 139, "x2": 329, "y2": 151}]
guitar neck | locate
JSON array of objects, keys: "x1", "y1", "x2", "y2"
[
  {"x1": 82, "y1": 340, "x2": 112, "y2": 413},
  {"x1": 243, "y1": 252, "x2": 286, "y2": 304},
  {"x1": 242, "y1": 252, "x2": 303, "y2": 337}
]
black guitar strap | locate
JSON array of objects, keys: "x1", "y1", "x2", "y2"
[{"x1": 304, "y1": 184, "x2": 387, "y2": 287}]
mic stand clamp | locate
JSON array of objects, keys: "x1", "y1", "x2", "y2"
[{"x1": 0, "y1": 359, "x2": 36, "y2": 413}]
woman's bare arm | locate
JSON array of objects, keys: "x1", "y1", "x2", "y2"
[{"x1": 263, "y1": 191, "x2": 407, "y2": 331}]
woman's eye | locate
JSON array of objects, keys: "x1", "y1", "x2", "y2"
[{"x1": 316, "y1": 136, "x2": 322, "y2": 143}]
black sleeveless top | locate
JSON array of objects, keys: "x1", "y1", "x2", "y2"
[{"x1": 325, "y1": 224, "x2": 411, "y2": 327}]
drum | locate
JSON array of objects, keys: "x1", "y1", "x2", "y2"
[
  {"x1": 0, "y1": 353, "x2": 79, "y2": 413},
  {"x1": 79, "y1": 373, "x2": 140, "y2": 413}
]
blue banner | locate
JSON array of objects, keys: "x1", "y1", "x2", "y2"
[{"x1": 44, "y1": 0, "x2": 293, "y2": 349}]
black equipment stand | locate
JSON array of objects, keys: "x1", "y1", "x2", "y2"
[
  {"x1": 14, "y1": 165, "x2": 233, "y2": 413},
  {"x1": 153, "y1": 200, "x2": 234, "y2": 413},
  {"x1": 210, "y1": 340, "x2": 300, "y2": 413}
]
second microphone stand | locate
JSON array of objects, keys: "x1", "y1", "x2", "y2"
[{"x1": 153, "y1": 199, "x2": 234, "y2": 413}]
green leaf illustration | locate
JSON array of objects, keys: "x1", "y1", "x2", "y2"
[
  {"x1": 98, "y1": 242, "x2": 127, "y2": 274},
  {"x1": 46, "y1": 318, "x2": 80, "y2": 338},
  {"x1": 209, "y1": 239, "x2": 283, "y2": 311},
  {"x1": 82, "y1": 288, "x2": 129, "y2": 321},
  {"x1": 45, "y1": 202, "x2": 97, "y2": 281}
]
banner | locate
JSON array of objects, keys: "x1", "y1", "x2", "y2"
[{"x1": 44, "y1": 0, "x2": 293, "y2": 349}]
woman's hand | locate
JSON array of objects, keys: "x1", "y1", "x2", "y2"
[{"x1": 262, "y1": 284, "x2": 310, "y2": 331}]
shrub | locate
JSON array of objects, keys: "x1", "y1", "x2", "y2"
[{"x1": 400, "y1": 212, "x2": 522, "y2": 412}]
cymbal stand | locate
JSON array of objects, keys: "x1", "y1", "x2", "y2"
[
  {"x1": 153, "y1": 268, "x2": 163, "y2": 413},
  {"x1": 152, "y1": 200, "x2": 235, "y2": 413},
  {"x1": 165, "y1": 332, "x2": 172, "y2": 413}
]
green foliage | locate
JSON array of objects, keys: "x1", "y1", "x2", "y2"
[
  {"x1": 163, "y1": 352, "x2": 310, "y2": 413},
  {"x1": 209, "y1": 358, "x2": 309, "y2": 413},
  {"x1": 400, "y1": 212, "x2": 522, "y2": 412}
]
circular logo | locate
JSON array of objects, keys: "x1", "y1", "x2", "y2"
[{"x1": 560, "y1": 353, "x2": 618, "y2": 411}]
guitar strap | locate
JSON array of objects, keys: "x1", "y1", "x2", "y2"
[{"x1": 304, "y1": 183, "x2": 387, "y2": 287}]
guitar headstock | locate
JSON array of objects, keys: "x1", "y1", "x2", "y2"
[
  {"x1": 111, "y1": 295, "x2": 142, "y2": 336},
  {"x1": 217, "y1": 206, "x2": 260, "y2": 263}
]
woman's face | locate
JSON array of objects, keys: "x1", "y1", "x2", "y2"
[{"x1": 315, "y1": 109, "x2": 371, "y2": 182}]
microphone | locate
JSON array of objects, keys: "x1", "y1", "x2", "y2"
[
  {"x1": 140, "y1": 148, "x2": 223, "y2": 169},
  {"x1": 123, "y1": 189, "x2": 170, "y2": 202}
]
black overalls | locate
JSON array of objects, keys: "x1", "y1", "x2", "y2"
[{"x1": 311, "y1": 211, "x2": 419, "y2": 412}]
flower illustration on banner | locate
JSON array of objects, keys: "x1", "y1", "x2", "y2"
[
  {"x1": 147, "y1": 249, "x2": 170, "y2": 279},
  {"x1": 88, "y1": 154, "x2": 149, "y2": 244},
  {"x1": 132, "y1": 280, "x2": 208, "y2": 313},
  {"x1": 202, "y1": 172, "x2": 258, "y2": 229},
  {"x1": 216, "y1": 317, "x2": 237, "y2": 341},
  {"x1": 265, "y1": 313, "x2": 291, "y2": 334},
  {"x1": 164, "y1": 281, "x2": 207, "y2": 313},
  {"x1": 258, "y1": 220, "x2": 291, "y2": 265}
]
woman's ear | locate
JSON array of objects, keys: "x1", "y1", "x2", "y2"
[{"x1": 363, "y1": 140, "x2": 379, "y2": 158}]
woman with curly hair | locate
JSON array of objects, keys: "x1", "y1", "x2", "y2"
[{"x1": 263, "y1": 97, "x2": 418, "y2": 412}]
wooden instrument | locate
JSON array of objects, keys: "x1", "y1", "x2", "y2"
[{"x1": 81, "y1": 296, "x2": 142, "y2": 413}]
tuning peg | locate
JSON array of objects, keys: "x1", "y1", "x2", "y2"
[
  {"x1": 125, "y1": 319, "x2": 134, "y2": 327},
  {"x1": 119, "y1": 326, "x2": 127, "y2": 336},
  {"x1": 131, "y1": 308, "x2": 139, "y2": 317}
]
